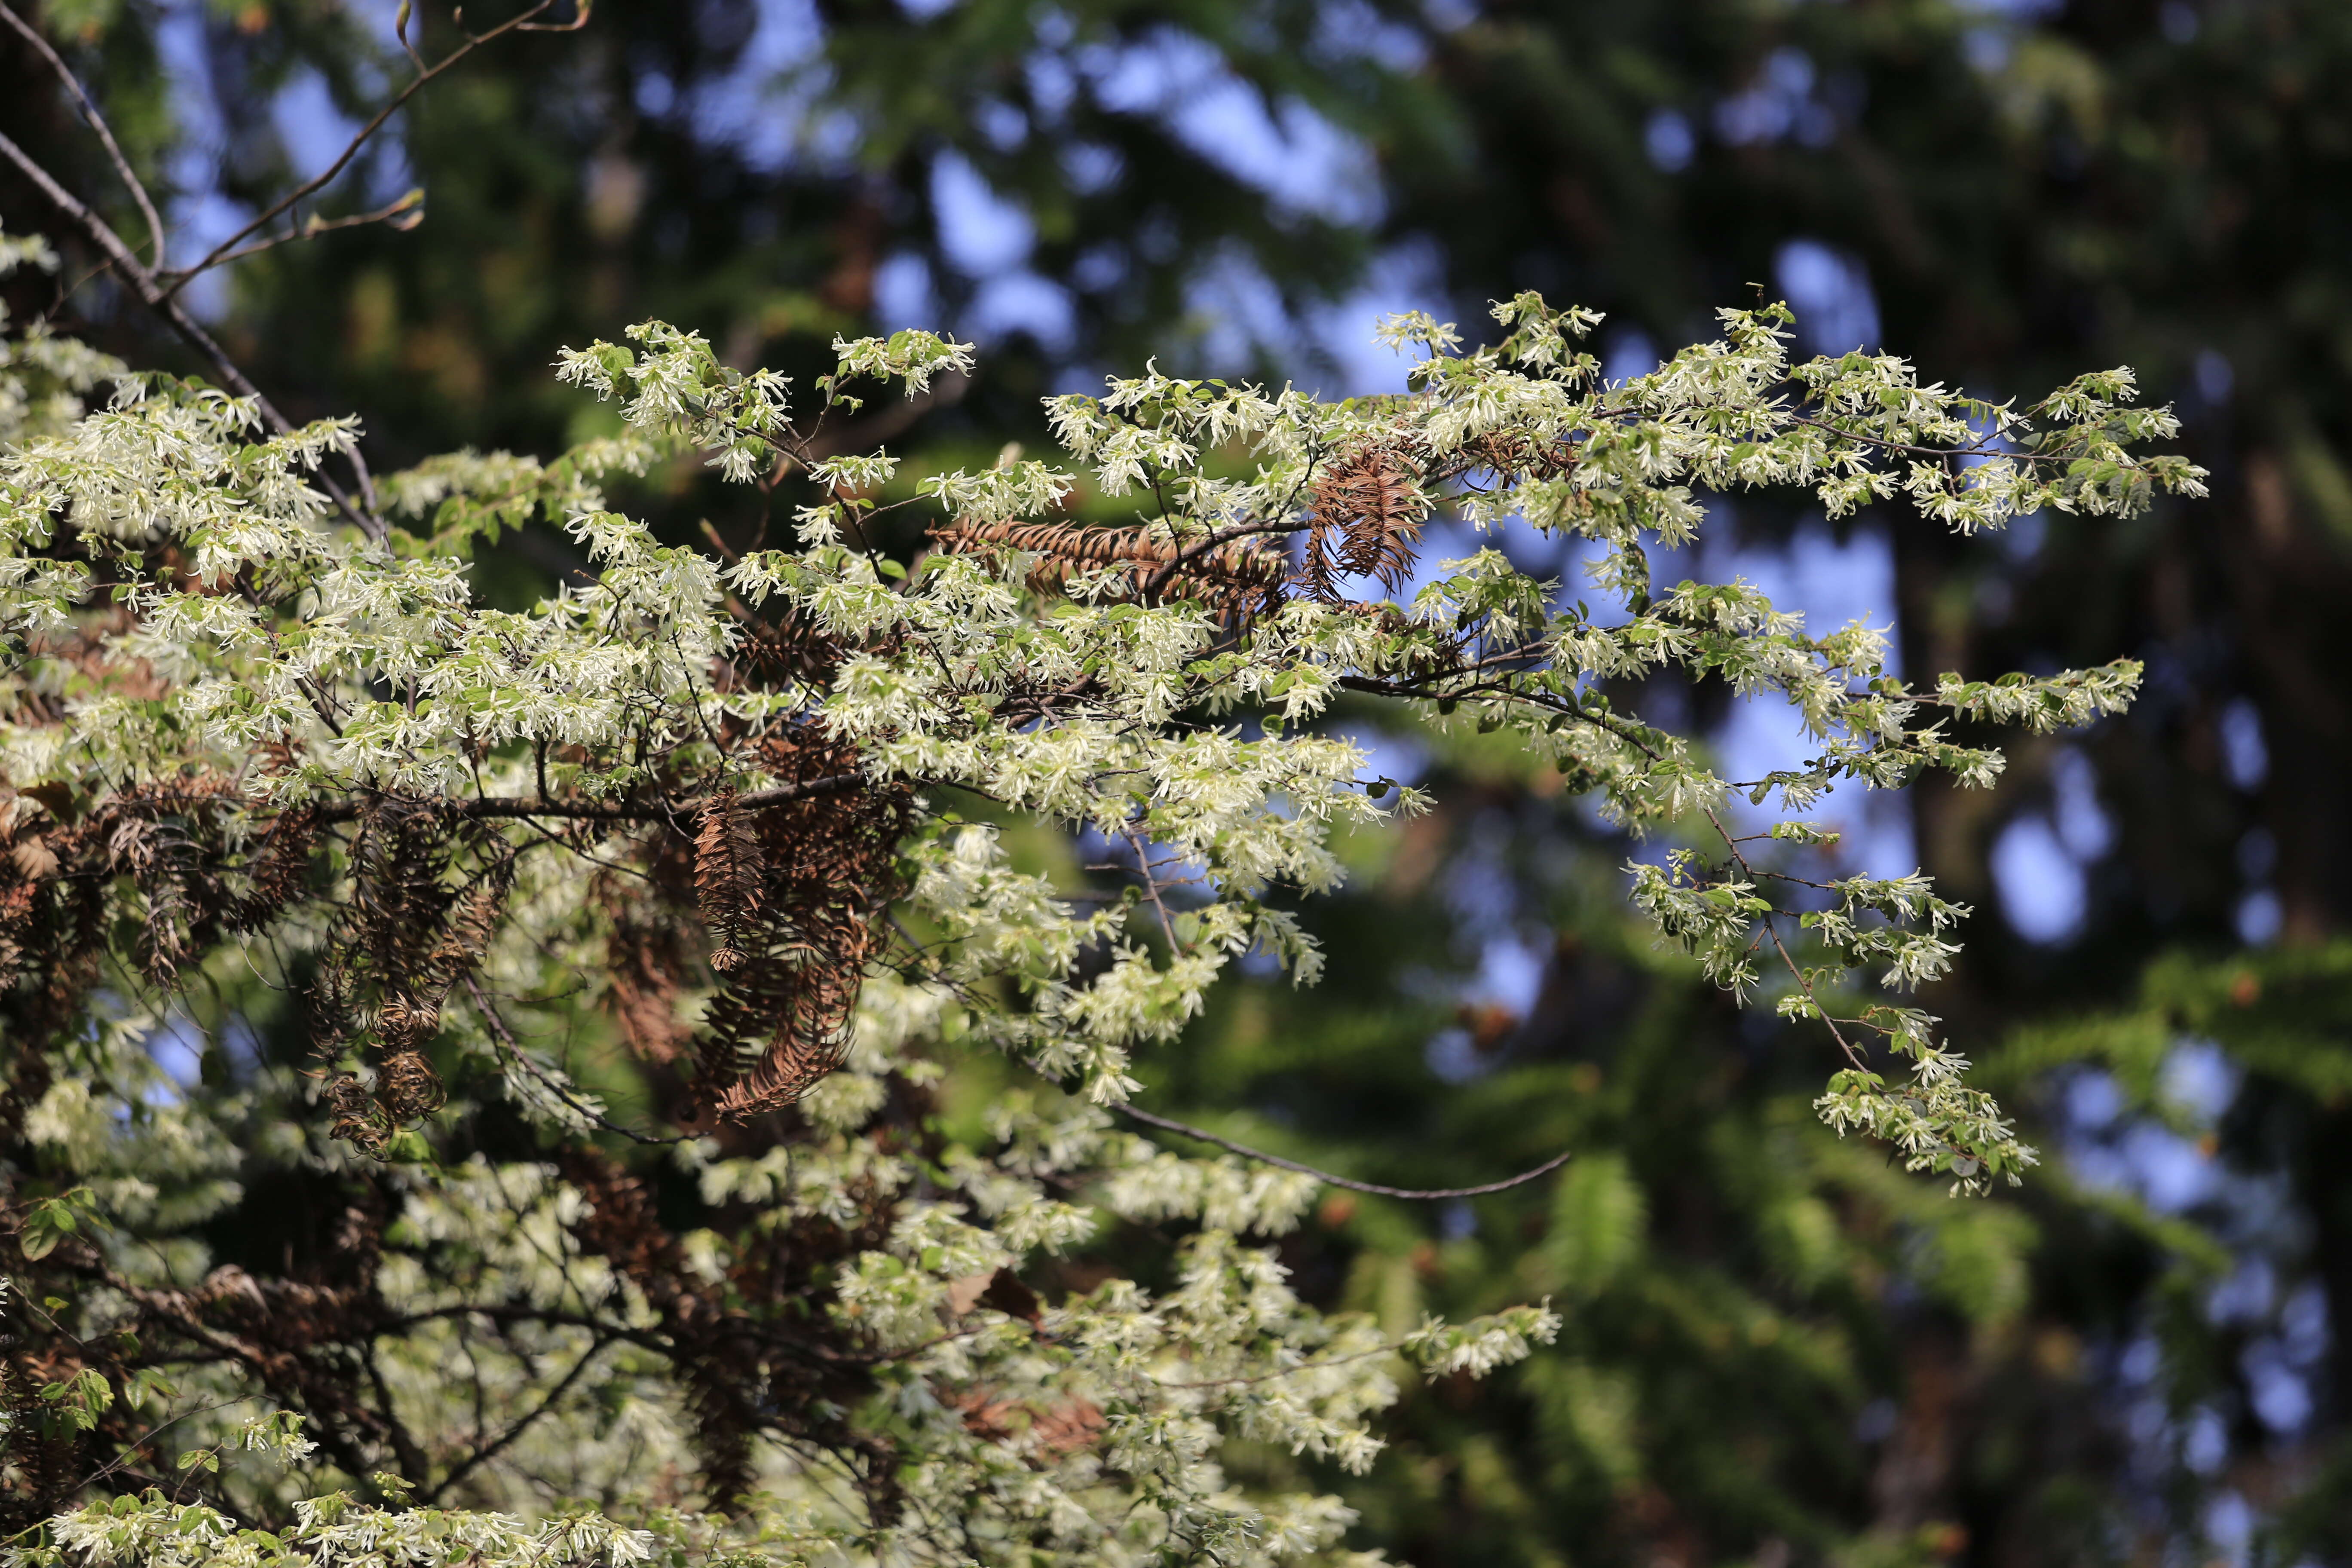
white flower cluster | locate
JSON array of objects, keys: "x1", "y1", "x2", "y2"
[{"x1": 0, "y1": 251, "x2": 2199, "y2": 1560}]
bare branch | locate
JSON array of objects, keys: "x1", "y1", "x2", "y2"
[
  {"x1": 0, "y1": 4, "x2": 593, "y2": 536},
  {"x1": 1113, "y1": 1103, "x2": 1573, "y2": 1200},
  {"x1": 192, "y1": 189, "x2": 427, "y2": 273},
  {"x1": 157, "y1": 0, "x2": 591, "y2": 300},
  {"x1": 0, "y1": 0, "x2": 168, "y2": 268}
]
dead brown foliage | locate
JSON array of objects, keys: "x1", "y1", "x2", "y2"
[
  {"x1": 1297, "y1": 441, "x2": 1430, "y2": 602},
  {"x1": 929, "y1": 518, "x2": 1288, "y2": 618},
  {"x1": 692, "y1": 742, "x2": 913, "y2": 1121}
]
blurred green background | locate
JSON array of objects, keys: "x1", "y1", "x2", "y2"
[{"x1": 7, "y1": 0, "x2": 2351, "y2": 1561}]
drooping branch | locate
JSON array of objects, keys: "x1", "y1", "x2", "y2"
[
  {"x1": 1113, "y1": 1104, "x2": 1572, "y2": 1200},
  {"x1": 931, "y1": 518, "x2": 1287, "y2": 616}
]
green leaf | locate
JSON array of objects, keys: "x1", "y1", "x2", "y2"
[{"x1": 378, "y1": 1130, "x2": 433, "y2": 1165}]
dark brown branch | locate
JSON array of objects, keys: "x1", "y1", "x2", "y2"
[
  {"x1": 1112, "y1": 1104, "x2": 1572, "y2": 1200},
  {"x1": 422, "y1": 1334, "x2": 612, "y2": 1504},
  {"x1": 307, "y1": 772, "x2": 861, "y2": 827},
  {"x1": 60, "y1": 1254, "x2": 392, "y2": 1489},
  {"x1": 1136, "y1": 520, "x2": 1305, "y2": 606}
]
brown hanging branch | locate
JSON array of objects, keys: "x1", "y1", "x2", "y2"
[
  {"x1": 0, "y1": 778, "x2": 319, "y2": 1017},
  {"x1": 694, "y1": 787, "x2": 766, "y2": 974},
  {"x1": 930, "y1": 519, "x2": 1289, "y2": 618},
  {"x1": 692, "y1": 777, "x2": 914, "y2": 1121},
  {"x1": 936, "y1": 437, "x2": 1448, "y2": 617},
  {"x1": 307, "y1": 807, "x2": 521, "y2": 1152},
  {"x1": 1295, "y1": 440, "x2": 1431, "y2": 603}
]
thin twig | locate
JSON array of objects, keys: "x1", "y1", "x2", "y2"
[
  {"x1": 0, "y1": 1, "x2": 168, "y2": 267},
  {"x1": 1118, "y1": 825, "x2": 1182, "y2": 949},
  {"x1": 1113, "y1": 1103, "x2": 1571, "y2": 1200},
  {"x1": 2, "y1": 2, "x2": 595, "y2": 536},
  {"x1": 1704, "y1": 804, "x2": 1870, "y2": 1071},
  {"x1": 424, "y1": 1334, "x2": 613, "y2": 1503},
  {"x1": 157, "y1": 0, "x2": 588, "y2": 299},
  {"x1": 70, "y1": 1398, "x2": 239, "y2": 1495},
  {"x1": 1150, "y1": 1340, "x2": 1401, "y2": 1390},
  {"x1": 462, "y1": 973, "x2": 688, "y2": 1146},
  {"x1": 192, "y1": 190, "x2": 426, "y2": 272}
]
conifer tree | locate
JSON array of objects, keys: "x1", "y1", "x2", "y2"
[{"x1": 1375, "y1": 7, "x2": 2352, "y2": 1551}]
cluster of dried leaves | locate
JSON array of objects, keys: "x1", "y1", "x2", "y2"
[
  {"x1": 0, "y1": 630, "x2": 922, "y2": 1154},
  {"x1": 0, "y1": 777, "x2": 314, "y2": 1079},
  {"x1": 929, "y1": 435, "x2": 1470, "y2": 620}
]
